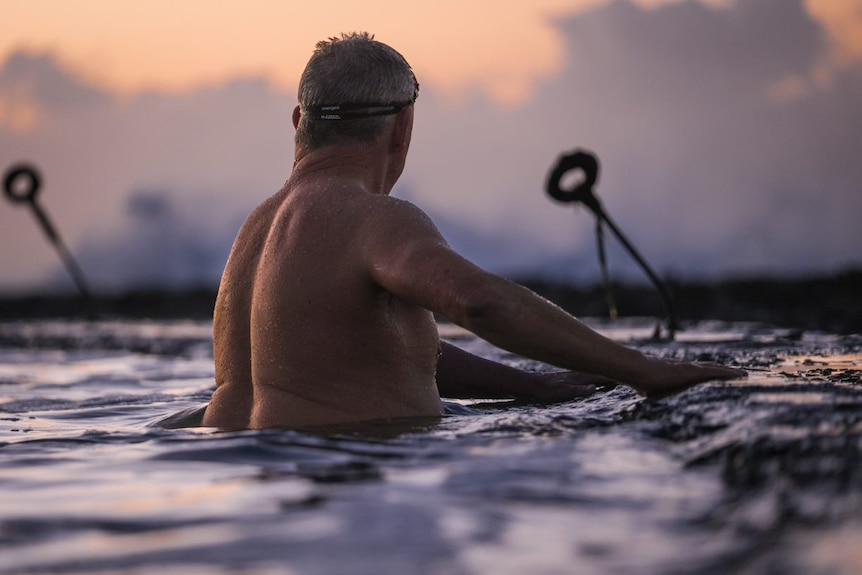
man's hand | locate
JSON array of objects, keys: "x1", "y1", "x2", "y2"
[
  {"x1": 630, "y1": 358, "x2": 747, "y2": 399},
  {"x1": 520, "y1": 360, "x2": 746, "y2": 403}
]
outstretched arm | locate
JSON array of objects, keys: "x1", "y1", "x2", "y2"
[
  {"x1": 435, "y1": 341, "x2": 608, "y2": 402},
  {"x1": 441, "y1": 274, "x2": 745, "y2": 398},
  {"x1": 366, "y1": 198, "x2": 745, "y2": 399}
]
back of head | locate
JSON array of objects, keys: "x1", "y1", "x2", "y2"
[{"x1": 296, "y1": 32, "x2": 418, "y2": 150}]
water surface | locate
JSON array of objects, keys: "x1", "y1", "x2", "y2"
[{"x1": 1, "y1": 319, "x2": 860, "y2": 574}]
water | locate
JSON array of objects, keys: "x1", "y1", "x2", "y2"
[{"x1": 1, "y1": 318, "x2": 860, "y2": 574}]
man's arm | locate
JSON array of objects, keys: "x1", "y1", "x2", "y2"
[
  {"x1": 366, "y1": 198, "x2": 745, "y2": 398},
  {"x1": 436, "y1": 341, "x2": 607, "y2": 402}
]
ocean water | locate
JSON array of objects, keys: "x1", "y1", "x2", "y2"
[{"x1": 1, "y1": 318, "x2": 860, "y2": 575}]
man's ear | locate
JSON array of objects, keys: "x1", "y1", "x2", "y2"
[{"x1": 292, "y1": 105, "x2": 301, "y2": 129}]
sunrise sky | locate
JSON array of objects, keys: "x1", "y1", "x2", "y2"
[{"x1": 2, "y1": 0, "x2": 861, "y2": 292}]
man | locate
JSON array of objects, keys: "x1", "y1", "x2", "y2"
[{"x1": 202, "y1": 33, "x2": 744, "y2": 430}]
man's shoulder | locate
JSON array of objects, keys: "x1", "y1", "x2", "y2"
[
  {"x1": 359, "y1": 195, "x2": 450, "y2": 267},
  {"x1": 367, "y1": 194, "x2": 436, "y2": 229}
]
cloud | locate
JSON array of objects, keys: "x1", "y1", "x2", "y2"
[
  {"x1": 70, "y1": 190, "x2": 243, "y2": 291},
  {"x1": 1, "y1": 50, "x2": 293, "y2": 292},
  {"x1": 2, "y1": 0, "x2": 861, "y2": 294},
  {"x1": 405, "y1": 0, "x2": 862, "y2": 280},
  {"x1": 0, "y1": 51, "x2": 106, "y2": 135}
]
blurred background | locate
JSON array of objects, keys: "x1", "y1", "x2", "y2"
[{"x1": 1, "y1": 0, "x2": 860, "y2": 323}]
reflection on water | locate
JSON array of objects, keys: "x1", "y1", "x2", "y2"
[{"x1": 0, "y1": 319, "x2": 860, "y2": 574}]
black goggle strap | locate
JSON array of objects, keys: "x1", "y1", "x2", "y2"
[{"x1": 305, "y1": 101, "x2": 413, "y2": 121}]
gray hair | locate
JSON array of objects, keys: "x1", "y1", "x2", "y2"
[{"x1": 296, "y1": 32, "x2": 418, "y2": 150}]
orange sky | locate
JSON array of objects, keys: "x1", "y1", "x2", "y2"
[{"x1": 2, "y1": 0, "x2": 859, "y2": 107}]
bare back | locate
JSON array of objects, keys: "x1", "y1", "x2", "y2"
[{"x1": 202, "y1": 178, "x2": 443, "y2": 429}]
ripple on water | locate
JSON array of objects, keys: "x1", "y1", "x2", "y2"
[{"x1": 0, "y1": 319, "x2": 860, "y2": 574}]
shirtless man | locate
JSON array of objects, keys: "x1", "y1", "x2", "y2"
[{"x1": 202, "y1": 33, "x2": 744, "y2": 430}]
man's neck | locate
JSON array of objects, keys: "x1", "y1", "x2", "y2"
[{"x1": 291, "y1": 143, "x2": 395, "y2": 196}]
